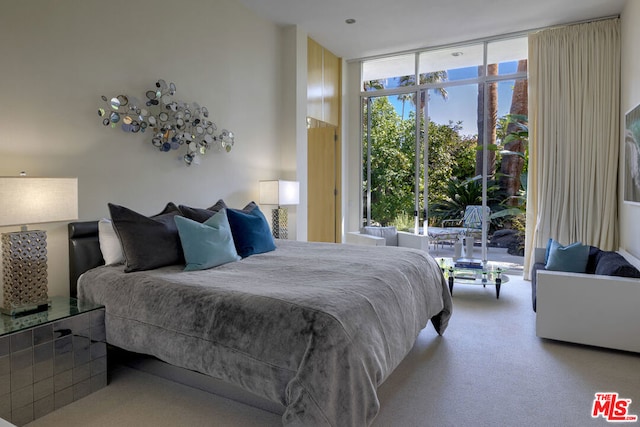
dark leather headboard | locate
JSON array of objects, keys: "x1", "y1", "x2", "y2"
[{"x1": 68, "y1": 221, "x2": 104, "y2": 298}]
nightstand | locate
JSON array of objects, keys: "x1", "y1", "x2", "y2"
[{"x1": 0, "y1": 296, "x2": 106, "y2": 426}]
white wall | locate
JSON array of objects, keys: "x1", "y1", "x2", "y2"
[
  {"x1": 281, "y1": 25, "x2": 309, "y2": 241},
  {"x1": 345, "y1": 60, "x2": 363, "y2": 234},
  {"x1": 620, "y1": 0, "x2": 640, "y2": 258},
  {"x1": 0, "y1": 0, "x2": 291, "y2": 297}
]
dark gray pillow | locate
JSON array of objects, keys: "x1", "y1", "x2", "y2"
[
  {"x1": 242, "y1": 201, "x2": 259, "y2": 212},
  {"x1": 594, "y1": 251, "x2": 640, "y2": 278},
  {"x1": 179, "y1": 199, "x2": 228, "y2": 223},
  {"x1": 108, "y1": 202, "x2": 184, "y2": 272}
]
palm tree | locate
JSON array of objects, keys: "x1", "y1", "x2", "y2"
[
  {"x1": 476, "y1": 64, "x2": 498, "y2": 177},
  {"x1": 398, "y1": 93, "x2": 413, "y2": 121},
  {"x1": 499, "y1": 60, "x2": 528, "y2": 204},
  {"x1": 363, "y1": 79, "x2": 384, "y2": 91},
  {"x1": 397, "y1": 71, "x2": 449, "y2": 109}
]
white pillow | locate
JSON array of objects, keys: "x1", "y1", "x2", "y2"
[{"x1": 98, "y1": 218, "x2": 124, "y2": 265}]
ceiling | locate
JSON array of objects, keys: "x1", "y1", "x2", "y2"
[{"x1": 236, "y1": 0, "x2": 626, "y2": 60}]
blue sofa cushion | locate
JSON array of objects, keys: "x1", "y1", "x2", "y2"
[{"x1": 545, "y1": 240, "x2": 590, "y2": 273}]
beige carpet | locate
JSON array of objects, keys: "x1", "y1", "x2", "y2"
[{"x1": 27, "y1": 272, "x2": 640, "y2": 427}]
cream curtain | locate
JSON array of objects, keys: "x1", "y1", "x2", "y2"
[{"x1": 524, "y1": 19, "x2": 620, "y2": 278}]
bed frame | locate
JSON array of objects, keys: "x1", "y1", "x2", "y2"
[
  {"x1": 67, "y1": 221, "x2": 285, "y2": 415},
  {"x1": 68, "y1": 221, "x2": 104, "y2": 298}
]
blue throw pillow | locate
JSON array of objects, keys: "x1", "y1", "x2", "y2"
[
  {"x1": 545, "y1": 239, "x2": 590, "y2": 273},
  {"x1": 226, "y1": 205, "x2": 276, "y2": 258},
  {"x1": 544, "y1": 238, "x2": 553, "y2": 263},
  {"x1": 174, "y1": 209, "x2": 241, "y2": 271}
]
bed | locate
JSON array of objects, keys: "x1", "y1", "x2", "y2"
[{"x1": 69, "y1": 219, "x2": 452, "y2": 427}]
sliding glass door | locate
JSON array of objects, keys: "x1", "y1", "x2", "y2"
[{"x1": 362, "y1": 94, "x2": 418, "y2": 230}]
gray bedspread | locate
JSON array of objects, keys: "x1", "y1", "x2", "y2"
[{"x1": 78, "y1": 240, "x2": 452, "y2": 426}]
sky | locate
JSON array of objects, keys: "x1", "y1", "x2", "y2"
[{"x1": 385, "y1": 62, "x2": 521, "y2": 136}]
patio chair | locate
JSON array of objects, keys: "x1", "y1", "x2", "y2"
[
  {"x1": 424, "y1": 226, "x2": 460, "y2": 250},
  {"x1": 440, "y1": 205, "x2": 490, "y2": 240}
]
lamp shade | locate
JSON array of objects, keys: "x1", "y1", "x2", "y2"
[
  {"x1": 259, "y1": 180, "x2": 300, "y2": 206},
  {"x1": 0, "y1": 177, "x2": 78, "y2": 227}
]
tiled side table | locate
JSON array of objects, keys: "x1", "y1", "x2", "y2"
[{"x1": 0, "y1": 296, "x2": 106, "y2": 426}]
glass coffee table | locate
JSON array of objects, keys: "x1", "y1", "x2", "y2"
[{"x1": 437, "y1": 258, "x2": 509, "y2": 299}]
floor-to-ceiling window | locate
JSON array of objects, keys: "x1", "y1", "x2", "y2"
[{"x1": 360, "y1": 36, "x2": 528, "y2": 260}]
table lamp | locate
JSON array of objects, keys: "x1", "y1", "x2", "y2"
[
  {"x1": 259, "y1": 180, "x2": 299, "y2": 239},
  {"x1": 0, "y1": 176, "x2": 78, "y2": 316}
]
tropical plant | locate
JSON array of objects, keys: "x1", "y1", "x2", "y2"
[
  {"x1": 390, "y1": 210, "x2": 414, "y2": 232},
  {"x1": 426, "y1": 120, "x2": 476, "y2": 204},
  {"x1": 429, "y1": 178, "x2": 504, "y2": 227},
  {"x1": 498, "y1": 113, "x2": 528, "y2": 205},
  {"x1": 490, "y1": 170, "x2": 527, "y2": 254},
  {"x1": 491, "y1": 171, "x2": 527, "y2": 228},
  {"x1": 499, "y1": 115, "x2": 528, "y2": 160}
]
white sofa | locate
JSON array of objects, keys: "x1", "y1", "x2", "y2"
[
  {"x1": 535, "y1": 247, "x2": 640, "y2": 353},
  {"x1": 346, "y1": 230, "x2": 430, "y2": 251}
]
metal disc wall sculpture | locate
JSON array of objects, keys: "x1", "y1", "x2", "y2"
[{"x1": 98, "y1": 80, "x2": 234, "y2": 166}]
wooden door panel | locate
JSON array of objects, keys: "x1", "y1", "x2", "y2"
[
  {"x1": 308, "y1": 127, "x2": 336, "y2": 242},
  {"x1": 323, "y1": 49, "x2": 340, "y2": 127},
  {"x1": 307, "y1": 38, "x2": 323, "y2": 122}
]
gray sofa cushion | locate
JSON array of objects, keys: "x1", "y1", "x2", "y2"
[
  {"x1": 584, "y1": 246, "x2": 601, "y2": 274},
  {"x1": 594, "y1": 251, "x2": 640, "y2": 278},
  {"x1": 531, "y1": 262, "x2": 546, "y2": 312}
]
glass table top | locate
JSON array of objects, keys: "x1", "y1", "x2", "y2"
[
  {"x1": 436, "y1": 257, "x2": 509, "y2": 285},
  {"x1": 0, "y1": 296, "x2": 103, "y2": 337}
]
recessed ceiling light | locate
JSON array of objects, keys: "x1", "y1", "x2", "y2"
[
  {"x1": 451, "y1": 51, "x2": 463, "y2": 57},
  {"x1": 345, "y1": 18, "x2": 356, "y2": 24}
]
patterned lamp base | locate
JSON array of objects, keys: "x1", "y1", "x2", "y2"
[
  {"x1": 272, "y1": 207, "x2": 288, "y2": 239},
  {"x1": 1, "y1": 230, "x2": 49, "y2": 316}
]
